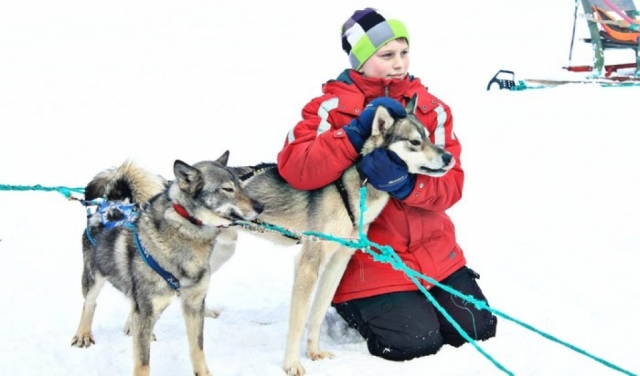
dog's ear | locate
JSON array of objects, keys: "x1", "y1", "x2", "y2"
[
  {"x1": 371, "y1": 106, "x2": 395, "y2": 137},
  {"x1": 173, "y1": 160, "x2": 204, "y2": 196},
  {"x1": 405, "y1": 94, "x2": 418, "y2": 115},
  {"x1": 215, "y1": 150, "x2": 230, "y2": 166}
]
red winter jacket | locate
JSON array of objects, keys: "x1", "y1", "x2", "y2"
[{"x1": 277, "y1": 69, "x2": 466, "y2": 304}]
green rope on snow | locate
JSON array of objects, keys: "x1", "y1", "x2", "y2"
[
  {"x1": 0, "y1": 184, "x2": 85, "y2": 199},
  {"x1": 510, "y1": 80, "x2": 555, "y2": 91},
  {"x1": 355, "y1": 186, "x2": 636, "y2": 375},
  {"x1": 510, "y1": 80, "x2": 640, "y2": 90},
  {"x1": 236, "y1": 186, "x2": 638, "y2": 376},
  {"x1": 360, "y1": 188, "x2": 636, "y2": 375},
  {"x1": 366, "y1": 243, "x2": 637, "y2": 376},
  {"x1": 1, "y1": 179, "x2": 635, "y2": 374}
]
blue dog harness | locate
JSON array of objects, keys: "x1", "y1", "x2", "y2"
[
  {"x1": 130, "y1": 225, "x2": 181, "y2": 290},
  {"x1": 84, "y1": 199, "x2": 181, "y2": 291},
  {"x1": 100, "y1": 200, "x2": 138, "y2": 229}
]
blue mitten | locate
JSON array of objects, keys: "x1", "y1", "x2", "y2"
[
  {"x1": 357, "y1": 149, "x2": 416, "y2": 199},
  {"x1": 344, "y1": 97, "x2": 407, "y2": 152}
]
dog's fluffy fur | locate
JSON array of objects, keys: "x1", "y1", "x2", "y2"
[
  {"x1": 219, "y1": 96, "x2": 455, "y2": 375},
  {"x1": 76, "y1": 96, "x2": 454, "y2": 376},
  {"x1": 71, "y1": 152, "x2": 263, "y2": 376}
]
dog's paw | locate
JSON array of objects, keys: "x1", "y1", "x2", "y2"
[
  {"x1": 283, "y1": 362, "x2": 306, "y2": 376},
  {"x1": 71, "y1": 333, "x2": 95, "y2": 348},
  {"x1": 122, "y1": 321, "x2": 131, "y2": 336},
  {"x1": 193, "y1": 365, "x2": 211, "y2": 376},
  {"x1": 306, "y1": 349, "x2": 334, "y2": 361},
  {"x1": 204, "y1": 308, "x2": 221, "y2": 319}
]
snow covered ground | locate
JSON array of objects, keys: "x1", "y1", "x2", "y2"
[{"x1": 1, "y1": 1, "x2": 638, "y2": 375}]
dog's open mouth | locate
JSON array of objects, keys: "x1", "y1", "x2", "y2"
[
  {"x1": 225, "y1": 210, "x2": 260, "y2": 223},
  {"x1": 226, "y1": 212, "x2": 246, "y2": 221},
  {"x1": 420, "y1": 166, "x2": 447, "y2": 174},
  {"x1": 419, "y1": 159, "x2": 456, "y2": 176}
]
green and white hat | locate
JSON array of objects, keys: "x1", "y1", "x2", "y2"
[{"x1": 341, "y1": 8, "x2": 410, "y2": 70}]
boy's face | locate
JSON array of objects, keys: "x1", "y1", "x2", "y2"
[{"x1": 359, "y1": 39, "x2": 410, "y2": 80}]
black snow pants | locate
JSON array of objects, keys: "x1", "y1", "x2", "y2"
[{"x1": 333, "y1": 266, "x2": 498, "y2": 361}]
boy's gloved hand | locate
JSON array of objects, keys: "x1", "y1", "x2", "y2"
[
  {"x1": 344, "y1": 97, "x2": 407, "y2": 152},
  {"x1": 357, "y1": 149, "x2": 416, "y2": 199}
]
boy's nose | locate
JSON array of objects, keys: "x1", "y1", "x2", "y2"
[{"x1": 393, "y1": 56, "x2": 405, "y2": 69}]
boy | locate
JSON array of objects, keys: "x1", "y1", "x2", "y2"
[{"x1": 277, "y1": 7, "x2": 497, "y2": 360}]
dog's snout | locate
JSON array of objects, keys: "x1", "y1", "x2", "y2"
[
  {"x1": 254, "y1": 201, "x2": 265, "y2": 214},
  {"x1": 441, "y1": 152, "x2": 452, "y2": 166}
]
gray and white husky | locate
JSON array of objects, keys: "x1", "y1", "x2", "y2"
[
  {"x1": 76, "y1": 95, "x2": 454, "y2": 376},
  {"x1": 218, "y1": 95, "x2": 455, "y2": 375},
  {"x1": 71, "y1": 151, "x2": 263, "y2": 376}
]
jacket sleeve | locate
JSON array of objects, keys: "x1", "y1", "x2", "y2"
[
  {"x1": 277, "y1": 94, "x2": 360, "y2": 190},
  {"x1": 401, "y1": 103, "x2": 464, "y2": 212}
]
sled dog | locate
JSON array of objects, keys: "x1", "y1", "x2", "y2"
[
  {"x1": 71, "y1": 151, "x2": 263, "y2": 376},
  {"x1": 218, "y1": 95, "x2": 456, "y2": 375}
]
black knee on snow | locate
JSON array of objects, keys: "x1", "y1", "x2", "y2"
[
  {"x1": 445, "y1": 314, "x2": 498, "y2": 348},
  {"x1": 368, "y1": 333, "x2": 444, "y2": 361}
]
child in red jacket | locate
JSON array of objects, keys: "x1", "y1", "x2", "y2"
[{"x1": 277, "y1": 7, "x2": 497, "y2": 360}]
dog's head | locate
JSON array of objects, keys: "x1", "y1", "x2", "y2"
[
  {"x1": 170, "y1": 151, "x2": 264, "y2": 227},
  {"x1": 361, "y1": 94, "x2": 455, "y2": 178}
]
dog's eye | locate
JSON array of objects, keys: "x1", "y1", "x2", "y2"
[
  {"x1": 409, "y1": 140, "x2": 421, "y2": 146},
  {"x1": 222, "y1": 187, "x2": 234, "y2": 193}
]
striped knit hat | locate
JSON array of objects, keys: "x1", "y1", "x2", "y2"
[{"x1": 341, "y1": 8, "x2": 410, "y2": 70}]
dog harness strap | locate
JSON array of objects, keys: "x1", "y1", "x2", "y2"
[
  {"x1": 238, "y1": 164, "x2": 277, "y2": 181},
  {"x1": 172, "y1": 203, "x2": 203, "y2": 226},
  {"x1": 85, "y1": 227, "x2": 97, "y2": 246},
  {"x1": 333, "y1": 179, "x2": 356, "y2": 226},
  {"x1": 238, "y1": 170, "x2": 258, "y2": 181},
  {"x1": 130, "y1": 225, "x2": 181, "y2": 290}
]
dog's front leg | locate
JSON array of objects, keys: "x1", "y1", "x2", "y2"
[
  {"x1": 205, "y1": 229, "x2": 238, "y2": 319},
  {"x1": 181, "y1": 288, "x2": 211, "y2": 376},
  {"x1": 71, "y1": 274, "x2": 106, "y2": 348},
  {"x1": 282, "y1": 240, "x2": 328, "y2": 376},
  {"x1": 123, "y1": 303, "x2": 157, "y2": 341},
  {"x1": 305, "y1": 246, "x2": 354, "y2": 360},
  {"x1": 131, "y1": 309, "x2": 155, "y2": 376},
  {"x1": 131, "y1": 296, "x2": 170, "y2": 376}
]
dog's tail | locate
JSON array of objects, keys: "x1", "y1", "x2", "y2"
[{"x1": 84, "y1": 159, "x2": 167, "y2": 204}]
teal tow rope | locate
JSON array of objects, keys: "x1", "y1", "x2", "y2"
[
  {"x1": 2, "y1": 181, "x2": 636, "y2": 374},
  {"x1": 0, "y1": 184, "x2": 85, "y2": 199},
  {"x1": 236, "y1": 186, "x2": 637, "y2": 376}
]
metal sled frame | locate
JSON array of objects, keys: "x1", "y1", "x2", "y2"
[{"x1": 570, "y1": 0, "x2": 640, "y2": 76}]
